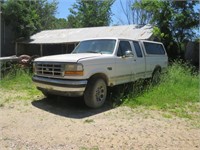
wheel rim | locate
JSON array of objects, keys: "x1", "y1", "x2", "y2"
[{"x1": 95, "y1": 84, "x2": 106, "y2": 102}]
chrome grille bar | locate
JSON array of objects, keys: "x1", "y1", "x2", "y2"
[{"x1": 35, "y1": 63, "x2": 64, "y2": 77}]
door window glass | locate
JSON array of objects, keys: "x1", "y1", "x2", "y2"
[
  {"x1": 117, "y1": 41, "x2": 132, "y2": 56},
  {"x1": 133, "y1": 41, "x2": 143, "y2": 57}
]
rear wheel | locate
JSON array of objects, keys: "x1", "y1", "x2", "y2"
[
  {"x1": 152, "y1": 69, "x2": 161, "y2": 85},
  {"x1": 84, "y1": 78, "x2": 107, "y2": 108}
]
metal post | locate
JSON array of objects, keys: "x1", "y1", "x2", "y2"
[
  {"x1": 66, "y1": 44, "x2": 68, "y2": 53},
  {"x1": 40, "y1": 44, "x2": 43, "y2": 56},
  {"x1": 15, "y1": 42, "x2": 18, "y2": 56}
]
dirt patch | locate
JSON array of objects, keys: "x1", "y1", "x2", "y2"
[{"x1": 0, "y1": 97, "x2": 200, "y2": 150}]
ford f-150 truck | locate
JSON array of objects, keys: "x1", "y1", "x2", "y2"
[{"x1": 32, "y1": 38, "x2": 168, "y2": 108}]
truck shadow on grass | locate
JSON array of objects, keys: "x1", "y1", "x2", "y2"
[{"x1": 31, "y1": 96, "x2": 113, "y2": 119}]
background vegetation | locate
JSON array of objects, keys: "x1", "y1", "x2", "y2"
[
  {"x1": 132, "y1": 0, "x2": 199, "y2": 58},
  {"x1": 1, "y1": 0, "x2": 198, "y2": 80},
  {"x1": 67, "y1": 0, "x2": 115, "y2": 28},
  {"x1": 1, "y1": 0, "x2": 199, "y2": 60},
  {"x1": 123, "y1": 61, "x2": 199, "y2": 118},
  {"x1": 2, "y1": 0, "x2": 60, "y2": 38}
]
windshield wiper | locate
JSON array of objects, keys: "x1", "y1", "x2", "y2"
[{"x1": 85, "y1": 51, "x2": 101, "y2": 54}]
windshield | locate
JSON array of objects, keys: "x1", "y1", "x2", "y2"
[{"x1": 72, "y1": 39, "x2": 116, "y2": 54}]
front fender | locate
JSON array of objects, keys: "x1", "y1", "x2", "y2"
[{"x1": 84, "y1": 67, "x2": 113, "y2": 86}]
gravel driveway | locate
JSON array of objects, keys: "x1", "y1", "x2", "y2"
[{"x1": 0, "y1": 97, "x2": 200, "y2": 150}]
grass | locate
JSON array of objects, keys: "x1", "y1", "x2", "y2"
[
  {"x1": 0, "y1": 61, "x2": 199, "y2": 120},
  {"x1": 123, "y1": 60, "x2": 199, "y2": 119},
  {"x1": 0, "y1": 67, "x2": 42, "y2": 105},
  {"x1": 80, "y1": 146, "x2": 99, "y2": 150}
]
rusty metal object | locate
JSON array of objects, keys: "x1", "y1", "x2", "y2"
[{"x1": 0, "y1": 55, "x2": 39, "y2": 79}]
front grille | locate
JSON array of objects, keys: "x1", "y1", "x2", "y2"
[{"x1": 35, "y1": 63, "x2": 64, "y2": 77}]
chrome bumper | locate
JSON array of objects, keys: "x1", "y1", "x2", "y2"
[{"x1": 32, "y1": 76, "x2": 87, "y2": 97}]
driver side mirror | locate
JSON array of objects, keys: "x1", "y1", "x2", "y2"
[{"x1": 124, "y1": 50, "x2": 134, "y2": 57}]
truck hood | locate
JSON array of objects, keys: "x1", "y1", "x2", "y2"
[{"x1": 35, "y1": 53, "x2": 102, "y2": 63}]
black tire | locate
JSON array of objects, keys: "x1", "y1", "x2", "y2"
[
  {"x1": 84, "y1": 78, "x2": 107, "y2": 108},
  {"x1": 152, "y1": 69, "x2": 161, "y2": 85}
]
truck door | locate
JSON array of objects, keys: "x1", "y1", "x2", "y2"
[
  {"x1": 114, "y1": 40, "x2": 133, "y2": 85},
  {"x1": 131, "y1": 41, "x2": 146, "y2": 80}
]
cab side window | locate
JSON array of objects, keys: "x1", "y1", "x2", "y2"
[
  {"x1": 144, "y1": 42, "x2": 165, "y2": 55},
  {"x1": 117, "y1": 41, "x2": 132, "y2": 57},
  {"x1": 133, "y1": 41, "x2": 143, "y2": 57}
]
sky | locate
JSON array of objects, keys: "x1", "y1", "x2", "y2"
[{"x1": 53, "y1": 0, "x2": 128, "y2": 25}]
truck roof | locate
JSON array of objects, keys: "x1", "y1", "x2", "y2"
[{"x1": 81, "y1": 37, "x2": 163, "y2": 45}]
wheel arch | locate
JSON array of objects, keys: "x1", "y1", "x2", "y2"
[
  {"x1": 153, "y1": 65, "x2": 161, "y2": 75},
  {"x1": 88, "y1": 73, "x2": 109, "y2": 86}
]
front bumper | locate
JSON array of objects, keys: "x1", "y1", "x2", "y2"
[{"x1": 32, "y1": 75, "x2": 87, "y2": 97}]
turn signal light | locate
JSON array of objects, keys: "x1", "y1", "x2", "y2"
[{"x1": 64, "y1": 71, "x2": 84, "y2": 76}]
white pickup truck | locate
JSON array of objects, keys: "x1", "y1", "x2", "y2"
[{"x1": 32, "y1": 38, "x2": 168, "y2": 108}]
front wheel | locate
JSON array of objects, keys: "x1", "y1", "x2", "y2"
[{"x1": 84, "y1": 78, "x2": 107, "y2": 108}]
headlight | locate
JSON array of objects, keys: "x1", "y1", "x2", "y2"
[{"x1": 64, "y1": 63, "x2": 84, "y2": 76}]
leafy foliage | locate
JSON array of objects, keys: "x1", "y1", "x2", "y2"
[
  {"x1": 133, "y1": 0, "x2": 199, "y2": 57},
  {"x1": 2, "y1": 0, "x2": 39, "y2": 38},
  {"x1": 2, "y1": 0, "x2": 59, "y2": 38},
  {"x1": 67, "y1": 0, "x2": 115, "y2": 28},
  {"x1": 171, "y1": 1, "x2": 199, "y2": 49},
  {"x1": 54, "y1": 18, "x2": 68, "y2": 29}
]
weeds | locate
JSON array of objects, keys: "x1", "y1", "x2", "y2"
[
  {"x1": 84, "y1": 119, "x2": 95, "y2": 123},
  {"x1": 0, "y1": 66, "x2": 42, "y2": 104},
  {"x1": 80, "y1": 146, "x2": 99, "y2": 150},
  {"x1": 123, "y1": 60, "x2": 199, "y2": 118}
]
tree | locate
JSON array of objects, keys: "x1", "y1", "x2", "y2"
[
  {"x1": 33, "y1": 0, "x2": 59, "y2": 30},
  {"x1": 54, "y1": 18, "x2": 68, "y2": 29},
  {"x1": 67, "y1": 0, "x2": 115, "y2": 28},
  {"x1": 117, "y1": 0, "x2": 134, "y2": 24},
  {"x1": 2, "y1": 0, "x2": 58, "y2": 39},
  {"x1": 171, "y1": 1, "x2": 199, "y2": 52},
  {"x1": 118, "y1": 0, "x2": 151, "y2": 25},
  {"x1": 133, "y1": 0, "x2": 199, "y2": 57}
]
